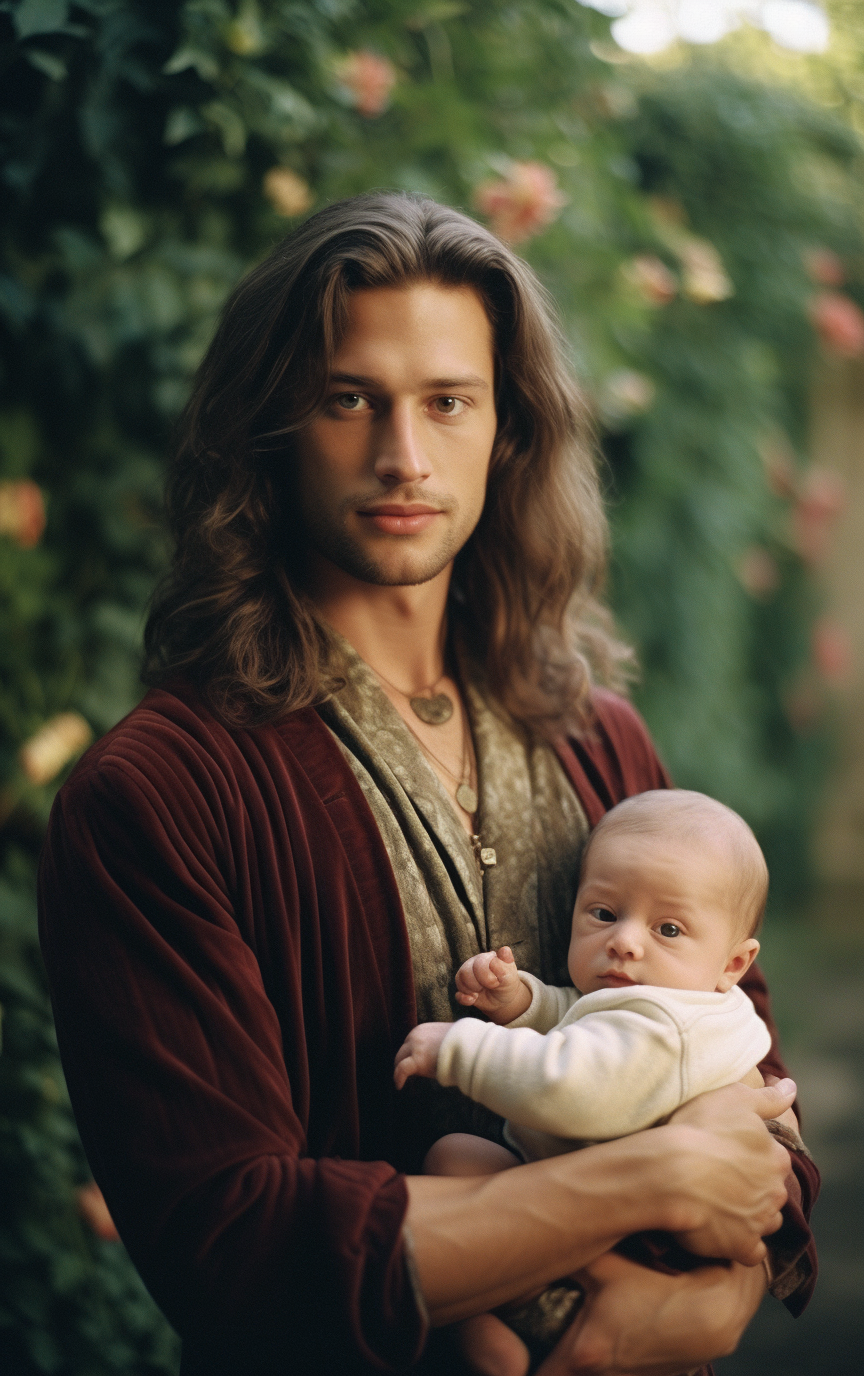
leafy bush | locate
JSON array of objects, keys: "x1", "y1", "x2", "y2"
[{"x1": 1, "y1": 1, "x2": 861, "y2": 1368}]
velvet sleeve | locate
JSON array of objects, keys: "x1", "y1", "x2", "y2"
[
  {"x1": 741, "y1": 961, "x2": 820, "y2": 1315},
  {"x1": 38, "y1": 742, "x2": 426, "y2": 1375}
]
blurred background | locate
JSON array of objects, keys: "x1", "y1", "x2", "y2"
[{"x1": 1, "y1": 1, "x2": 862, "y2": 1372}]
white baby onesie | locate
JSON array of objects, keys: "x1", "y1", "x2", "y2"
[{"x1": 436, "y1": 973, "x2": 772, "y2": 1162}]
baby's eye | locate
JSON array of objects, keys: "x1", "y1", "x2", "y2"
[
  {"x1": 333, "y1": 393, "x2": 369, "y2": 411},
  {"x1": 658, "y1": 923, "x2": 681, "y2": 938},
  {"x1": 590, "y1": 906, "x2": 617, "y2": 924}
]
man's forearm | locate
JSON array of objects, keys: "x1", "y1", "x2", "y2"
[
  {"x1": 406, "y1": 1080, "x2": 795, "y2": 1325},
  {"x1": 405, "y1": 1135, "x2": 667, "y2": 1324}
]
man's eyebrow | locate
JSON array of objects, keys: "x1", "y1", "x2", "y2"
[{"x1": 329, "y1": 371, "x2": 490, "y2": 391}]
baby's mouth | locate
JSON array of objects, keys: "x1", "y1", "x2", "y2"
[{"x1": 598, "y1": 971, "x2": 637, "y2": 987}]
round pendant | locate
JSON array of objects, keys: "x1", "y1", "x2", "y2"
[
  {"x1": 456, "y1": 782, "x2": 478, "y2": 814},
  {"x1": 410, "y1": 692, "x2": 454, "y2": 725}
]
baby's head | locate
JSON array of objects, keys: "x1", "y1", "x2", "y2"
[{"x1": 568, "y1": 790, "x2": 768, "y2": 997}]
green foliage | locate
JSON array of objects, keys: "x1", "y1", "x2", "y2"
[{"x1": 1, "y1": 1, "x2": 862, "y2": 1369}]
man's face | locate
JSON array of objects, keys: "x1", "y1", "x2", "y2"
[{"x1": 291, "y1": 282, "x2": 498, "y2": 588}]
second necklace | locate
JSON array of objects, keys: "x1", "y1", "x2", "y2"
[{"x1": 399, "y1": 704, "x2": 478, "y2": 815}]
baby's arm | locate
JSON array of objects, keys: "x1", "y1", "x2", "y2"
[
  {"x1": 394, "y1": 950, "x2": 575, "y2": 1090},
  {"x1": 394, "y1": 1022, "x2": 452, "y2": 1090},
  {"x1": 436, "y1": 992, "x2": 774, "y2": 1142}
]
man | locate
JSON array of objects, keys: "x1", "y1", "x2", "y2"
[{"x1": 38, "y1": 194, "x2": 816, "y2": 1375}]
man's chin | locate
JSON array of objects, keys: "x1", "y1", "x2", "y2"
[
  {"x1": 310, "y1": 534, "x2": 462, "y2": 589},
  {"x1": 342, "y1": 555, "x2": 452, "y2": 588}
]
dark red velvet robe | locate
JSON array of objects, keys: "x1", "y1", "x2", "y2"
[{"x1": 37, "y1": 681, "x2": 818, "y2": 1374}]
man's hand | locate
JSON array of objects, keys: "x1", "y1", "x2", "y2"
[
  {"x1": 394, "y1": 1022, "x2": 452, "y2": 1089},
  {"x1": 661, "y1": 1078, "x2": 796, "y2": 1265},
  {"x1": 454, "y1": 946, "x2": 532, "y2": 1023},
  {"x1": 535, "y1": 1250, "x2": 766, "y2": 1376}
]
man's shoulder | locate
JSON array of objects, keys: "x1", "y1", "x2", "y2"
[
  {"x1": 59, "y1": 681, "x2": 341, "y2": 814},
  {"x1": 554, "y1": 689, "x2": 672, "y2": 825},
  {"x1": 65, "y1": 682, "x2": 237, "y2": 793},
  {"x1": 586, "y1": 689, "x2": 665, "y2": 770}
]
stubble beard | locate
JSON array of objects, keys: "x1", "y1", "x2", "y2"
[{"x1": 302, "y1": 493, "x2": 472, "y2": 588}]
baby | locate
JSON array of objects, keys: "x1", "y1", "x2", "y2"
[{"x1": 394, "y1": 789, "x2": 775, "y2": 1376}]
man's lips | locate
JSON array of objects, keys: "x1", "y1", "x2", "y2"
[{"x1": 357, "y1": 504, "x2": 444, "y2": 535}]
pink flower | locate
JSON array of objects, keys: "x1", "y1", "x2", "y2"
[
  {"x1": 791, "y1": 466, "x2": 844, "y2": 564},
  {"x1": 736, "y1": 547, "x2": 780, "y2": 598},
  {"x1": 474, "y1": 163, "x2": 567, "y2": 245},
  {"x1": 77, "y1": 1181, "x2": 120, "y2": 1242},
  {"x1": 0, "y1": 479, "x2": 46, "y2": 547},
  {"x1": 812, "y1": 619, "x2": 852, "y2": 683},
  {"x1": 622, "y1": 254, "x2": 678, "y2": 305},
  {"x1": 804, "y1": 248, "x2": 844, "y2": 287},
  {"x1": 601, "y1": 369, "x2": 656, "y2": 421},
  {"x1": 809, "y1": 292, "x2": 864, "y2": 357},
  {"x1": 784, "y1": 680, "x2": 821, "y2": 735},
  {"x1": 334, "y1": 50, "x2": 397, "y2": 118},
  {"x1": 760, "y1": 439, "x2": 798, "y2": 499}
]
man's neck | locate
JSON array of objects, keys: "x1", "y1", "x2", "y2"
[{"x1": 309, "y1": 557, "x2": 453, "y2": 691}]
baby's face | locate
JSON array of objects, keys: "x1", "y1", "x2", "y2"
[{"x1": 568, "y1": 827, "x2": 758, "y2": 996}]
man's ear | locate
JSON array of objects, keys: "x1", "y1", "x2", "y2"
[{"x1": 715, "y1": 938, "x2": 760, "y2": 993}]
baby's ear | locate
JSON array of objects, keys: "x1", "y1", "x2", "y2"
[{"x1": 715, "y1": 938, "x2": 760, "y2": 993}]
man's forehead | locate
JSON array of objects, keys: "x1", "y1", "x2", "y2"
[
  {"x1": 328, "y1": 368, "x2": 490, "y2": 392},
  {"x1": 332, "y1": 283, "x2": 495, "y2": 374}
]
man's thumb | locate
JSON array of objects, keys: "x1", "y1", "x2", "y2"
[{"x1": 752, "y1": 1077, "x2": 796, "y2": 1118}]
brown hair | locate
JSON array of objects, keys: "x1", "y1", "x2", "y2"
[{"x1": 143, "y1": 192, "x2": 631, "y2": 730}]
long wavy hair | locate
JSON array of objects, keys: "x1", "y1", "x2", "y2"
[{"x1": 143, "y1": 192, "x2": 631, "y2": 732}]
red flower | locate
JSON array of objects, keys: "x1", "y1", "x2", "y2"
[
  {"x1": 334, "y1": 51, "x2": 397, "y2": 118},
  {"x1": 736, "y1": 547, "x2": 780, "y2": 598},
  {"x1": 812, "y1": 619, "x2": 852, "y2": 684},
  {"x1": 760, "y1": 439, "x2": 798, "y2": 499},
  {"x1": 77, "y1": 1181, "x2": 120, "y2": 1242},
  {"x1": 0, "y1": 479, "x2": 46, "y2": 547},
  {"x1": 784, "y1": 680, "x2": 822, "y2": 735},
  {"x1": 791, "y1": 466, "x2": 845, "y2": 564},
  {"x1": 474, "y1": 163, "x2": 567, "y2": 245},
  {"x1": 804, "y1": 248, "x2": 844, "y2": 287},
  {"x1": 809, "y1": 292, "x2": 864, "y2": 357}
]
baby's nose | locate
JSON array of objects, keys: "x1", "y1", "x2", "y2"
[{"x1": 607, "y1": 920, "x2": 644, "y2": 958}]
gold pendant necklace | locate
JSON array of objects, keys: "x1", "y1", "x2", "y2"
[
  {"x1": 371, "y1": 674, "x2": 500, "y2": 869},
  {"x1": 369, "y1": 663, "x2": 454, "y2": 725}
]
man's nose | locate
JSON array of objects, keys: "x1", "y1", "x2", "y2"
[
  {"x1": 373, "y1": 402, "x2": 432, "y2": 484},
  {"x1": 606, "y1": 919, "x2": 644, "y2": 960}
]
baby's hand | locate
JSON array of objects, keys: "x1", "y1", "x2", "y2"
[
  {"x1": 454, "y1": 947, "x2": 531, "y2": 1023},
  {"x1": 394, "y1": 1022, "x2": 452, "y2": 1090}
]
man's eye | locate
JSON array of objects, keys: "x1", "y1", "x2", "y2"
[
  {"x1": 433, "y1": 396, "x2": 465, "y2": 415},
  {"x1": 590, "y1": 907, "x2": 617, "y2": 924},
  {"x1": 659, "y1": 923, "x2": 681, "y2": 938},
  {"x1": 334, "y1": 393, "x2": 368, "y2": 411}
]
